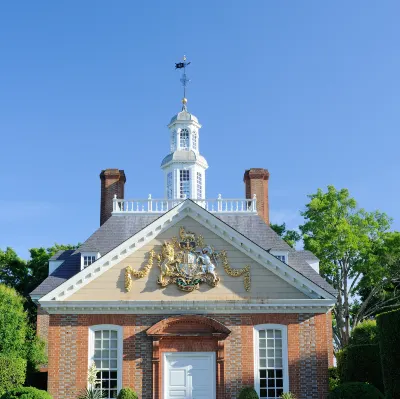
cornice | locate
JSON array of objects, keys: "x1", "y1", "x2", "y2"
[{"x1": 39, "y1": 299, "x2": 335, "y2": 315}]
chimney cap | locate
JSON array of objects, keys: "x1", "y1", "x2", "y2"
[{"x1": 244, "y1": 168, "x2": 270, "y2": 181}]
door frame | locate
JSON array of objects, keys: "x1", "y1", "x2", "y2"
[{"x1": 163, "y1": 352, "x2": 216, "y2": 399}]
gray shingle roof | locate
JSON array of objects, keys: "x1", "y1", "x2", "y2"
[{"x1": 31, "y1": 205, "x2": 336, "y2": 298}]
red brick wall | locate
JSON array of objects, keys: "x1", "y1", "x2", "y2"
[
  {"x1": 100, "y1": 169, "x2": 126, "y2": 226},
  {"x1": 37, "y1": 305, "x2": 50, "y2": 354},
  {"x1": 243, "y1": 168, "x2": 270, "y2": 225},
  {"x1": 47, "y1": 312, "x2": 333, "y2": 399}
]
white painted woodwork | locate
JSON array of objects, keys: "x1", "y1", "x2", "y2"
[
  {"x1": 69, "y1": 217, "x2": 308, "y2": 301},
  {"x1": 161, "y1": 109, "x2": 208, "y2": 200},
  {"x1": 112, "y1": 195, "x2": 257, "y2": 214},
  {"x1": 164, "y1": 352, "x2": 216, "y2": 399}
]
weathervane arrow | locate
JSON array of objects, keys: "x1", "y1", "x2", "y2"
[{"x1": 175, "y1": 55, "x2": 191, "y2": 110}]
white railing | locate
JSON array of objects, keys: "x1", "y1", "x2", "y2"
[{"x1": 112, "y1": 194, "x2": 257, "y2": 214}]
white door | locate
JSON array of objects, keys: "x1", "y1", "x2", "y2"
[{"x1": 164, "y1": 352, "x2": 216, "y2": 399}]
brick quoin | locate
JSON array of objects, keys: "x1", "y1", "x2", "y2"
[
  {"x1": 37, "y1": 305, "x2": 50, "y2": 354},
  {"x1": 47, "y1": 312, "x2": 332, "y2": 399}
]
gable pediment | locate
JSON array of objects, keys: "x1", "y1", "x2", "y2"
[{"x1": 39, "y1": 200, "x2": 335, "y2": 312}]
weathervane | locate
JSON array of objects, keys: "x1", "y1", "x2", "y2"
[{"x1": 175, "y1": 55, "x2": 191, "y2": 110}]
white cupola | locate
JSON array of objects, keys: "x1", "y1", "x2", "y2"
[{"x1": 161, "y1": 101, "x2": 208, "y2": 200}]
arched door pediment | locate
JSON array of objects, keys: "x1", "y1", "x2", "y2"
[{"x1": 146, "y1": 315, "x2": 231, "y2": 339}]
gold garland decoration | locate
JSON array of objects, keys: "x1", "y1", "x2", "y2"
[
  {"x1": 218, "y1": 250, "x2": 251, "y2": 292},
  {"x1": 125, "y1": 249, "x2": 155, "y2": 292}
]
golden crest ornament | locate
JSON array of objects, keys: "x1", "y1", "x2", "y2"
[{"x1": 125, "y1": 227, "x2": 251, "y2": 292}]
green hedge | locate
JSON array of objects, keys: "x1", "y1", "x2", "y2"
[
  {"x1": 0, "y1": 356, "x2": 27, "y2": 396},
  {"x1": 349, "y1": 319, "x2": 378, "y2": 346},
  {"x1": 328, "y1": 382, "x2": 384, "y2": 399},
  {"x1": 337, "y1": 344, "x2": 384, "y2": 393},
  {"x1": 117, "y1": 388, "x2": 138, "y2": 399},
  {"x1": 377, "y1": 308, "x2": 400, "y2": 399},
  {"x1": 238, "y1": 387, "x2": 259, "y2": 399},
  {"x1": 0, "y1": 387, "x2": 52, "y2": 399}
]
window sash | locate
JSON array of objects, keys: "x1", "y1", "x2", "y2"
[
  {"x1": 84, "y1": 255, "x2": 96, "y2": 267},
  {"x1": 254, "y1": 325, "x2": 288, "y2": 399},
  {"x1": 196, "y1": 172, "x2": 202, "y2": 199},
  {"x1": 180, "y1": 170, "x2": 190, "y2": 198},
  {"x1": 180, "y1": 129, "x2": 189, "y2": 149},
  {"x1": 89, "y1": 326, "x2": 122, "y2": 399}
]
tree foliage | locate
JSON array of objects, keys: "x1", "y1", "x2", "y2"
[
  {"x1": 299, "y1": 185, "x2": 395, "y2": 349},
  {"x1": 0, "y1": 284, "x2": 46, "y2": 373},
  {"x1": 0, "y1": 356, "x2": 27, "y2": 395},
  {"x1": 0, "y1": 244, "x2": 77, "y2": 322},
  {"x1": 270, "y1": 223, "x2": 301, "y2": 248}
]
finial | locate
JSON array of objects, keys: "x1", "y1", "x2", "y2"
[{"x1": 175, "y1": 55, "x2": 191, "y2": 111}]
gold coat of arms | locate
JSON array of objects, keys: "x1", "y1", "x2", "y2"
[{"x1": 125, "y1": 227, "x2": 250, "y2": 292}]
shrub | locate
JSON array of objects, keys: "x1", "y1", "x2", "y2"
[
  {"x1": 117, "y1": 388, "x2": 138, "y2": 399},
  {"x1": 238, "y1": 387, "x2": 259, "y2": 399},
  {"x1": 0, "y1": 285, "x2": 28, "y2": 358},
  {"x1": 0, "y1": 284, "x2": 46, "y2": 372},
  {"x1": 76, "y1": 388, "x2": 104, "y2": 399},
  {"x1": 0, "y1": 356, "x2": 27, "y2": 396},
  {"x1": 349, "y1": 319, "x2": 378, "y2": 346},
  {"x1": 377, "y1": 308, "x2": 400, "y2": 399},
  {"x1": 328, "y1": 382, "x2": 384, "y2": 399},
  {"x1": 0, "y1": 387, "x2": 52, "y2": 399},
  {"x1": 280, "y1": 393, "x2": 297, "y2": 399},
  {"x1": 337, "y1": 344, "x2": 383, "y2": 392},
  {"x1": 328, "y1": 367, "x2": 340, "y2": 392}
]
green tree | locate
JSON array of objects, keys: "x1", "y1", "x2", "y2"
[
  {"x1": 299, "y1": 186, "x2": 393, "y2": 349},
  {"x1": 353, "y1": 231, "x2": 400, "y2": 323},
  {"x1": 0, "y1": 244, "x2": 78, "y2": 323},
  {"x1": 270, "y1": 223, "x2": 301, "y2": 248},
  {"x1": 0, "y1": 284, "x2": 46, "y2": 371}
]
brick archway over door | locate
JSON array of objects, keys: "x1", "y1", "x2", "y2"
[{"x1": 146, "y1": 315, "x2": 231, "y2": 399}]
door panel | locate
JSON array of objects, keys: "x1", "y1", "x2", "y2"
[{"x1": 164, "y1": 353, "x2": 215, "y2": 399}]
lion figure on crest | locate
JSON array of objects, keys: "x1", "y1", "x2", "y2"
[{"x1": 157, "y1": 242, "x2": 177, "y2": 284}]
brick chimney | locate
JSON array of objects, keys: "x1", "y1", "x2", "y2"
[
  {"x1": 100, "y1": 169, "x2": 126, "y2": 226},
  {"x1": 244, "y1": 168, "x2": 270, "y2": 224}
]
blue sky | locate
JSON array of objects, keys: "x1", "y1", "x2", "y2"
[{"x1": 0, "y1": 1, "x2": 399, "y2": 259}]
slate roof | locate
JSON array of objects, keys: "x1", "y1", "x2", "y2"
[{"x1": 31, "y1": 205, "x2": 336, "y2": 298}]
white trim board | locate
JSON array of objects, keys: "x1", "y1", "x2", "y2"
[
  {"x1": 39, "y1": 299, "x2": 335, "y2": 314},
  {"x1": 39, "y1": 200, "x2": 335, "y2": 305}
]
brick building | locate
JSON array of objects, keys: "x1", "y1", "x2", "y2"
[{"x1": 31, "y1": 88, "x2": 336, "y2": 399}]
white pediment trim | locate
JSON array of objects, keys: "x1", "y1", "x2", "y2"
[
  {"x1": 39, "y1": 200, "x2": 336, "y2": 304},
  {"x1": 39, "y1": 299, "x2": 335, "y2": 314}
]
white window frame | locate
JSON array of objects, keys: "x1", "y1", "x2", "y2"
[
  {"x1": 88, "y1": 325, "x2": 123, "y2": 398},
  {"x1": 180, "y1": 169, "x2": 190, "y2": 199},
  {"x1": 270, "y1": 251, "x2": 289, "y2": 264},
  {"x1": 196, "y1": 171, "x2": 202, "y2": 199},
  {"x1": 167, "y1": 172, "x2": 173, "y2": 200},
  {"x1": 171, "y1": 131, "x2": 176, "y2": 152},
  {"x1": 192, "y1": 130, "x2": 198, "y2": 151},
  {"x1": 81, "y1": 252, "x2": 100, "y2": 270},
  {"x1": 179, "y1": 128, "x2": 190, "y2": 150},
  {"x1": 253, "y1": 324, "x2": 289, "y2": 398}
]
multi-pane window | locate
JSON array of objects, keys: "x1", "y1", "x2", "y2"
[
  {"x1": 180, "y1": 128, "x2": 189, "y2": 150},
  {"x1": 180, "y1": 170, "x2": 190, "y2": 199},
  {"x1": 171, "y1": 131, "x2": 176, "y2": 152},
  {"x1": 196, "y1": 172, "x2": 202, "y2": 199},
  {"x1": 255, "y1": 326, "x2": 288, "y2": 399},
  {"x1": 84, "y1": 255, "x2": 96, "y2": 267},
  {"x1": 91, "y1": 327, "x2": 121, "y2": 399},
  {"x1": 167, "y1": 172, "x2": 173, "y2": 199},
  {"x1": 275, "y1": 255, "x2": 286, "y2": 263},
  {"x1": 192, "y1": 131, "x2": 198, "y2": 150}
]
